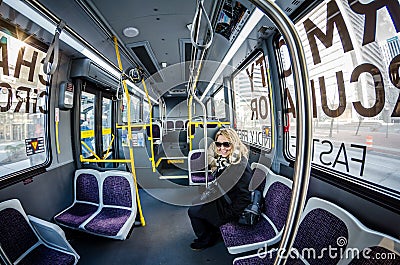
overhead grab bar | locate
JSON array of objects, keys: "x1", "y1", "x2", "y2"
[
  {"x1": 248, "y1": 1, "x2": 313, "y2": 264},
  {"x1": 191, "y1": 0, "x2": 214, "y2": 50}
]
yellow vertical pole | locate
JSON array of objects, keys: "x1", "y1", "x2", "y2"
[{"x1": 113, "y1": 36, "x2": 145, "y2": 226}]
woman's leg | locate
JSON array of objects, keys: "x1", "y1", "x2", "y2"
[{"x1": 188, "y1": 204, "x2": 221, "y2": 249}]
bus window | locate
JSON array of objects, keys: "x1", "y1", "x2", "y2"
[
  {"x1": 0, "y1": 28, "x2": 49, "y2": 178},
  {"x1": 102, "y1": 97, "x2": 112, "y2": 158},
  {"x1": 143, "y1": 100, "x2": 150, "y2": 123},
  {"x1": 206, "y1": 98, "x2": 213, "y2": 119},
  {"x1": 214, "y1": 87, "x2": 226, "y2": 120},
  {"x1": 233, "y1": 52, "x2": 273, "y2": 151},
  {"x1": 279, "y1": 0, "x2": 400, "y2": 193},
  {"x1": 122, "y1": 93, "x2": 141, "y2": 123},
  {"x1": 80, "y1": 92, "x2": 95, "y2": 159}
]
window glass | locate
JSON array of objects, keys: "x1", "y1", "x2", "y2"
[
  {"x1": 102, "y1": 97, "x2": 112, "y2": 157},
  {"x1": 80, "y1": 92, "x2": 95, "y2": 158},
  {"x1": 214, "y1": 88, "x2": 226, "y2": 120},
  {"x1": 233, "y1": 52, "x2": 273, "y2": 151},
  {"x1": 206, "y1": 99, "x2": 213, "y2": 119},
  {"x1": 143, "y1": 100, "x2": 150, "y2": 123},
  {"x1": 280, "y1": 0, "x2": 400, "y2": 192},
  {"x1": 122, "y1": 94, "x2": 141, "y2": 123},
  {"x1": 0, "y1": 29, "x2": 49, "y2": 177}
]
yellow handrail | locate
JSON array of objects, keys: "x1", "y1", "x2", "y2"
[
  {"x1": 113, "y1": 36, "x2": 145, "y2": 226},
  {"x1": 80, "y1": 141, "x2": 101, "y2": 160},
  {"x1": 102, "y1": 134, "x2": 115, "y2": 159}
]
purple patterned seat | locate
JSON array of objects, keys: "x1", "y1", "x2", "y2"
[
  {"x1": 0, "y1": 199, "x2": 79, "y2": 265},
  {"x1": 83, "y1": 171, "x2": 137, "y2": 240},
  {"x1": 146, "y1": 122, "x2": 162, "y2": 142},
  {"x1": 166, "y1": 120, "x2": 174, "y2": 130},
  {"x1": 54, "y1": 169, "x2": 101, "y2": 229},
  {"x1": 220, "y1": 165, "x2": 292, "y2": 254},
  {"x1": 191, "y1": 172, "x2": 215, "y2": 183},
  {"x1": 188, "y1": 149, "x2": 213, "y2": 185},
  {"x1": 175, "y1": 120, "x2": 184, "y2": 130},
  {"x1": 84, "y1": 208, "x2": 131, "y2": 236},
  {"x1": 234, "y1": 197, "x2": 400, "y2": 265}
]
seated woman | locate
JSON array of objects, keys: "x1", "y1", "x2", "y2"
[{"x1": 188, "y1": 128, "x2": 252, "y2": 250}]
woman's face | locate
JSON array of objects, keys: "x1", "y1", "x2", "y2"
[{"x1": 215, "y1": 135, "x2": 232, "y2": 158}]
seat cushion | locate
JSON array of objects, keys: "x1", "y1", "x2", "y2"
[
  {"x1": 18, "y1": 244, "x2": 75, "y2": 265},
  {"x1": 84, "y1": 207, "x2": 131, "y2": 236},
  {"x1": 55, "y1": 203, "x2": 98, "y2": 228},
  {"x1": 191, "y1": 172, "x2": 215, "y2": 183},
  {"x1": 220, "y1": 217, "x2": 277, "y2": 248}
]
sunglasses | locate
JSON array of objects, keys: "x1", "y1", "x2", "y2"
[{"x1": 215, "y1": 142, "x2": 231, "y2": 148}]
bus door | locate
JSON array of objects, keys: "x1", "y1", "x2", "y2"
[{"x1": 80, "y1": 86, "x2": 115, "y2": 167}]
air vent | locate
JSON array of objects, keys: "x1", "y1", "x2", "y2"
[
  {"x1": 127, "y1": 41, "x2": 163, "y2": 82},
  {"x1": 292, "y1": 0, "x2": 300, "y2": 5},
  {"x1": 285, "y1": 7, "x2": 292, "y2": 13},
  {"x1": 169, "y1": 88, "x2": 187, "y2": 95}
]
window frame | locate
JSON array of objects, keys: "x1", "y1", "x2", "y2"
[{"x1": 0, "y1": 18, "x2": 51, "y2": 188}]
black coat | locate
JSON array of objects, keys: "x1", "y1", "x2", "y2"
[{"x1": 216, "y1": 158, "x2": 252, "y2": 224}]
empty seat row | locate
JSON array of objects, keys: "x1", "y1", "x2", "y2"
[
  {"x1": 0, "y1": 199, "x2": 79, "y2": 265},
  {"x1": 54, "y1": 169, "x2": 137, "y2": 240},
  {"x1": 164, "y1": 119, "x2": 188, "y2": 132},
  {"x1": 233, "y1": 196, "x2": 400, "y2": 264}
]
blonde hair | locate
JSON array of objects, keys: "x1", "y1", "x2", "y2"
[{"x1": 214, "y1": 128, "x2": 248, "y2": 164}]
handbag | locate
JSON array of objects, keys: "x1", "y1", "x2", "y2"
[{"x1": 238, "y1": 190, "x2": 262, "y2": 226}]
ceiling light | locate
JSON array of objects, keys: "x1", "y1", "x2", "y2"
[
  {"x1": 186, "y1": 23, "x2": 192, "y2": 31},
  {"x1": 123, "y1": 27, "x2": 139, "y2": 38},
  {"x1": 161, "y1": 62, "x2": 167, "y2": 68}
]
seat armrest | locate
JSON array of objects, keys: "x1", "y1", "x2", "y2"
[{"x1": 28, "y1": 215, "x2": 80, "y2": 258}]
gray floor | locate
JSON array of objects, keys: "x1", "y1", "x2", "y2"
[{"x1": 67, "y1": 189, "x2": 240, "y2": 265}]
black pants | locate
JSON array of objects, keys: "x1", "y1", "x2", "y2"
[{"x1": 188, "y1": 202, "x2": 222, "y2": 244}]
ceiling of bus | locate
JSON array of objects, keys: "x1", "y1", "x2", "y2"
[{"x1": 9, "y1": 0, "x2": 308, "y2": 99}]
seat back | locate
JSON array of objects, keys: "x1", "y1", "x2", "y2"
[
  {"x1": 166, "y1": 120, "x2": 174, "y2": 131},
  {"x1": 295, "y1": 198, "x2": 400, "y2": 264},
  {"x1": 0, "y1": 199, "x2": 39, "y2": 263},
  {"x1": 251, "y1": 163, "x2": 292, "y2": 232},
  {"x1": 175, "y1": 120, "x2": 184, "y2": 130},
  {"x1": 146, "y1": 122, "x2": 162, "y2": 141},
  {"x1": 74, "y1": 169, "x2": 101, "y2": 204},
  {"x1": 188, "y1": 149, "x2": 213, "y2": 185},
  {"x1": 337, "y1": 204, "x2": 400, "y2": 264},
  {"x1": 100, "y1": 171, "x2": 136, "y2": 209},
  {"x1": 293, "y1": 198, "x2": 350, "y2": 264}
]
